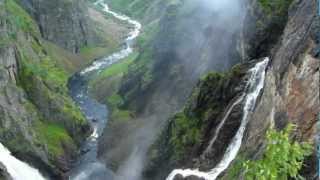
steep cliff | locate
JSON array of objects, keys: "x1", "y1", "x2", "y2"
[
  {"x1": 0, "y1": 0, "x2": 91, "y2": 178},
  {"x1": 236, "y1": 0, "x2": 319, "y2": 178},
  {"x1": 145, "y1": 0, "x2": 319, "y2": 179},
  {"x1": 17, "y1": 0, "x2": 92, "y2": 53},
  {"x1": 96, "y1": 1, "x2": 246, "y2": 176},
  {"x1": 16, "y1": 0, "x2": 128, "y2": 69},
  {"x1": 144, "y1": 62, "x2": 257, "y2": 179}
]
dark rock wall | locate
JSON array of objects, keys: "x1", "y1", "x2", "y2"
[
  {"x1": 0, "y1": 1, "x2": 90, "y2": 178},
  {"x1": 240, "y1": 0, "x2": 319, "y2": 179},
  {"x1": 144, "y1": 61, "x2": 258, "y2": 180},
  {"x1": 144, "y1": 0, "x2": 319, "y2": 179},
  {"x1": 17, "y1": 0, "x2": 94, "y2": 53}
]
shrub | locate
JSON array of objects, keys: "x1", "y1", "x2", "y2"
[
  {"x1": 258, "y1": 0, "x2": 293, "y2": 19},
  {"x1": 243, "y1": 124, "x2": 312, "y2": 180}
]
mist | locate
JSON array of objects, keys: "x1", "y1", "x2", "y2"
[{"x1": 105, "y1": 0, "x2": 246, "y2": 179}]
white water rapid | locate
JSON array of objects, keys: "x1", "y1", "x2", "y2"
[
  {"x1": 80, "y1": 0, "x2": 142, "y2": 75},
  {"x1": 166, "y1": 57, "x2": 269, "y2": 180},
  {"x1": 0, "y1": 143, "x2": 46, "y2": 180},
  {"x1": 203, "y1": 94, "x2": 245, "y2": 156}
]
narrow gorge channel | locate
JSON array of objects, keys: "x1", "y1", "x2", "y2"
[
  {"x1": 68, "y1": 1, "x2": 141, "y2": 179},
  {"x1": 0, "y1": 0, "x2": 317, "y2": 180}
]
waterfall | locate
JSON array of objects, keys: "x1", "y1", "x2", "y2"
[
  {"x1": 166, "y1": 57, "x2": 269, "y2": 180},
  {"x1": 202, "y1": 94, "x2": 245, "y2": 156},
  {"x1": 0, "y1": 143, "x2": 46, "y2": 180}
]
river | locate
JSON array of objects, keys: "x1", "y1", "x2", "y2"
[{"x1": 68, "y1": 1, "x2": 141, "y2": 179}]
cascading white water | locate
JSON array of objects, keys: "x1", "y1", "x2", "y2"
[
  {"x1": 80, "y1": 0, "x2": 142, "y2": 75},
  {"x1": 0, "y1": 143, "x2": 46, "y2": 180},
  {"x1": 203, "y1": 94, "x2": 245, "y2": 156},
  {"x1": 166, "y1": 57, "x2": 269, "y2": 180}
]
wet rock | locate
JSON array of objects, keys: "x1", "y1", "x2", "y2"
[
  {"x1": 0, "y1": 162, "x2": 12, "y2": 180},
  {"x1": 173, "y1": 174, "x2": 205, "y2": 180}
]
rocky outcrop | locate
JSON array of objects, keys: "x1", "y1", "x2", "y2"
[
  {"x1": 144, "y1": 61, "x2": 259, "y2": 180},
  {"x1": 237, "y1": 0, "x2": 319, "y2": 178},
  {"x1": 0, "y1": 0, "x2": 90, "y2": 178},
  {"x1": 0, "y1": 163, "x2": 12, "y2": 180},
  {"x1": 143, "y1": 0, "x2": 318, "y2": 179},
  {"x1": 17, "y1": 0, "x2": 94, "y2": 53},
  {"x1": 240, "y1": 0, "x2": 293, "y2": 60}
]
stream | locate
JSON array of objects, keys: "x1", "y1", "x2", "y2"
[{"x1": 68, "y1": 1, "x2": 141, "y2": 179}]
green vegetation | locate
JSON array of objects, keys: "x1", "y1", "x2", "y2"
[
  {"x1": 169, "y1": 112, "x2": 201, "y2": 159},
  {"x1": 105, "y1": 0, "x2": 154, "y2": 19},
  {"x1": 258, "y1": 0, "x2": 293, "y2": 21},
  {"x1": 101, "y1": 52, "x2": 138, "y2": 78},
  {"x1": 90, "y1": 51, "x2": 138, "y2": 88},
  {"x1": 121, "y1": 41, "x2": 155, "y2": 102},
  {"x1": 5, "y1": 0, "x2": 39, "y2": 36},
  {"x1": 19, "y1": 51, "x2": 87, "y2": 126},
  {"x1": 2, "y1": 0, "x2": 88, "y2": 158},
  {"x1": 36, "y1": 121, "x2": 75, "y2": 157},
  {"x1": 90, "y1": 0, "x2": 162, "y2": 116},
  {"x1": 243, "y1": 124, "x2": 312, "y2": 180},
  {"x1": 107, "y1": 94, "x2": 124, "y2": 107},
  {"x1": 157, "y1": 70, "x2": 232, "y2": 161},
  {"x1": 89, "y1": 52, "x2": 138, "y2": 123},
  {"x1": 43, "y1": 41, "x2": 83, "y2": 75},
  {"x1": 19, "y1": 47, "x2": 68, "y2": 95},
  {"x1": 79, "y1": 45, "x2": 118, "y2": 64},
  {"x1": 102, "y1": 53, "x2": 138, "y2": 122}
]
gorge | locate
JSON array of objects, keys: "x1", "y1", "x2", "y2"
[
  {"x1": 69, "y1": 1, "x2": 142, "y2": 179},
  {"x1": 0, "y1": 0, "x2": 318, "y2": 180}
]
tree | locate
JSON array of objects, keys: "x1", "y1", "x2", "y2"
[{"x1": 243, "y1": 124, "x2": 312, "y2": 180}]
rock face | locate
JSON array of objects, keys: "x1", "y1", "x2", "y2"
[
  {"x1": 119, "y1": 0, "x2": 244, "y2": 113},
  {"x1": 0, "y1": 163, "x2": 12, "y2": 180},
  {"x1": 97, "y1": 0, "x2": 246, "y2": 176},
  {"x1": 144, "y1": 62, "x2": 257, "y2": 180},
  {"x1": 144, "y1": 0, "x2": 319, "y2": 179},
  {"x1": 17, "y1": 0, "x2": 93, "y2": 53},
  {"x1": 0, "y1": 0, "x2": 90, "y2": 178},
  {"x1": 240, "y1": 0, "x2": 319, "y2": 178}
]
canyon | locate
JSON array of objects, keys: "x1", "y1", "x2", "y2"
[{"x1": 0, "y1": 0, "x2": 318, "y2": 180}]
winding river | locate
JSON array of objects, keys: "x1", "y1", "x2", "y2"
[{"x1": 68, "y1": 1, "x2": 141, "y2": 179}]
